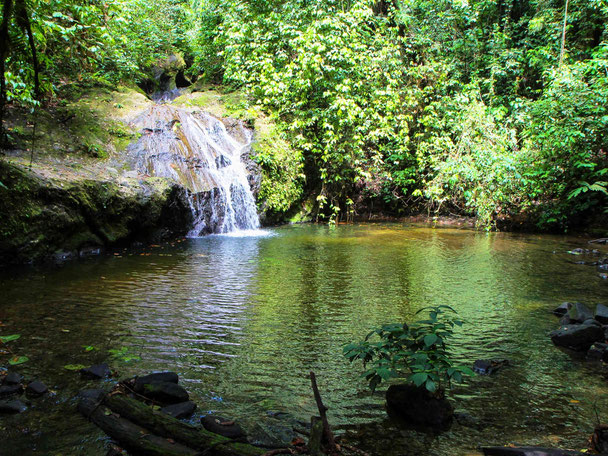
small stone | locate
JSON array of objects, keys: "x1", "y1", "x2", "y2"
[
  {"x1": 3, "y1": 372, "x2": 23, "y2": 385},
  {"x1": 0, "y1": 384, "x2": 23, "y2": 398},
  {"x1": 0, "y1": 399, "x2": 27, "y2": 414},
  {"x1": 568, "y1": 302, "x2": 594, "y2": 323},
  {"x1": 139, "y1": 381, "x2": 188, "y2": 404},
  {"x1": 80, "y1": 363, "x2": 111, "y2": 380},
  {"x1": 595, "y1": 304, "x2": 608, "y2": 324},
  {"x1": 553, "y1": 302, "x2": 571, "y2": 316},
  {"x1": 599, "y1": 273, "x2": 608, "y2": 280},
  {"x1": 160, "y1": 401, "x2": 197, "y2": 419},
  {"x1": 26, "y1": 380, "x2": 48, "y2": 397},
  {"x1": 201, "y1": 415, "x2": 247, "y2": 440}
]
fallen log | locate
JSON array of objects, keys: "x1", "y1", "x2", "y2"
[
  {"x1": 101, "y1": 393, "x2": 265, "y2": 456},
  {"x1": 78, "y1": 397, "x2": 198, "y2": 456}
]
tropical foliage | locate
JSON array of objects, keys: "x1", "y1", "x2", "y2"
[{"x1": 1, "y1": 0, "x2": 607, "y2": 229}]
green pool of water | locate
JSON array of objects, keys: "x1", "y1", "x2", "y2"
[{"x1": 1, "y1": 223, "x2": 607, "y2": 455}]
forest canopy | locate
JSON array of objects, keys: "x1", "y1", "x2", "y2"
[{"x1": 1, "y1": 0, "x2": 607, "y2": 230}]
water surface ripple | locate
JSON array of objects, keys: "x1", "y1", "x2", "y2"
[{"x1": 1, "y1": 224, "x2": 607, "y2": 455}]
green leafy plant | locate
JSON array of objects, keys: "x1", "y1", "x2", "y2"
[
  {"x1": 0, "y1": 333, "x2": 29, "y2": 365},
  {"x1": 344, "y1": 306, "x2": 473, "y2": 394}
]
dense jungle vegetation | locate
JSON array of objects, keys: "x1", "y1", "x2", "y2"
[{"x1": 1, "y1": 0, "x2": 607, "y2": 230}]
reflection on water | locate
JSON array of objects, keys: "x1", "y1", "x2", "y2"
[{"x1": 1, "y1": 224, "x2": 607, "y2": 455}]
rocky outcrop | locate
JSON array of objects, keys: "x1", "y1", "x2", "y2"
[{"x1": 0, "y1": 160, "x2": 192, "y2": 265}]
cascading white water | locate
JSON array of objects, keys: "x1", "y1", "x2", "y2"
[{"x1": 128, "y1": 103, "x2": 260, "y2": 236}]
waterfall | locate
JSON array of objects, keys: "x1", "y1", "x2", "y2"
[{"x1": 128, "y1": 103, "x2": 261, "y2": 236}]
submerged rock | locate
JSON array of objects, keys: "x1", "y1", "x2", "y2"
[
  {"x1": 77, "y1": 389, "x2": 107, "y2": 402},
  {"x1": 2, "y1": 372, "x2": 23, "y2": 385},
  {"x1": 26, "y1": 380, "x2": 48, "y2": 397},
  {"x1": 386, "y1": 384, "x2": 453, "y2": 427},
  {"x1": 550, "y1": 324, "x2": 604, "y2": 351},
  {"x1": 201, "y1": 415, "x2": 247, "y2": 440},
  {"x1": 0, "y1": 384, "x2": 23, "y2": 398},
  {"x1": 160, "y1": 401, "x2": 196, "y2": 419},
  {"x1": 0, "y1": 399, "x2": 27, "y2": 414},
  {"x1": 80, "y1": 364, "x2": 111, "y2": 380},
  {"x1": 473, "y1": 359, "x2": 509, "y2": 375}
]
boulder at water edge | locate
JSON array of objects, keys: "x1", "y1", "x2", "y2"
[
  {"x1": 139, "y1": 381, "x2": 189, "y2": 404},
  {"x1": 595, "y1": 304, "x2": 608, "y2": 324},
  {"x1": 567, "y1": 302, "x2": 594, "y2": 323},
  {"x1": 386, "y1": 384, "x2": 453, "y2": 427},
  {"x1": 550, "y1": 324, "x2": 604, "y2": 351}
]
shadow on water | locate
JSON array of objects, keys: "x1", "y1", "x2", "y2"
[{"x1": 1, "y1": 223, "x2": 607, "y2": 455}]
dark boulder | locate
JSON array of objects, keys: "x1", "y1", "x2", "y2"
[
  {"x1": 26, "y1": 380, "x2": 48, "y2": 397},
  {"x1": 559, "y1": 315, "x2": 572, "y2": 326},
  {"x1": 133, "y1": 372, "x2": 178, "y2": 391},
  {"x1": 595, "y1": 304, "x2": 608, "y2": 324},
  {"x1": 0, "y1": 384, "x2": 23, "y2": 398},
  {"x1": 483, "y1": 446, "x2": 586, "y2": 456},
  {"x1": 583, "y1": 318, "x2": 601, "y2": 326},
  {"x1": 568, "y1": 302, "x2": 594, "y2": 323},
  {"x1": 550, "y1": 324, "x2": 605, "y2": 351},
  {"x1": 586, "y1": 343, "x2": 608, "y2": 361},
  {"x1": 0, "y1": 399, "x2": 27, "y2": 414},
  {"x1": 160, "y1": 401, "x2": 196, "y2": 419},
  {"x1": 3, "y1": 372, "x2": 23, "y2": 385},
  {"x1": 553, "y1": 303, "x2": 571, "y2": 316},
  {"x1": 386, "y1": 383, "x2": 453, "y2": 427},
  {"x1": 201, "y1": 415, "x2": 247, "y2": 440},
  {"x1": 473, "y1": 359, "x2": 509, "y2": 375},
  {"x1": 80, "y1": 363, "x2": 111, "y2": 380},
  {"x1": 139, "y1": 381, "x2": 188, "y2": 404}
]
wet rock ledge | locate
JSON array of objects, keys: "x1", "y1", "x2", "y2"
[{"x1": 0, "y1": 159, "x2": 192, "y2": 265}]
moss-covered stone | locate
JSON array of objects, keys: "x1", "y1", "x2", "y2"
[{"x1": 0, "y1": 160, "x2": 191, "y2": 265}]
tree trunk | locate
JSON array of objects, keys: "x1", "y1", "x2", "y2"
[{"x1": 0, "y1": 0, "x2": 14, "y2": 147}]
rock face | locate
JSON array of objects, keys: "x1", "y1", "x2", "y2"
[
  {"x1": 550, "y1": 324, "x2": 604, "y2": 351},
  {"x1": 0, "y1": 160, "x2": 192, "y2": 265},
  {"x1": 386, "y1": 384, "x2": 454, "y2": 427}
]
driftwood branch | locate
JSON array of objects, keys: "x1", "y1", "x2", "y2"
[{"x1": 309, "y1": 371, "x2": 339, "y2": 454}]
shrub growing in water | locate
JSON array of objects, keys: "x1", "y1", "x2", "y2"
[{"x1": 343, "y1": 305, "x2": 473, "y2": 394}]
